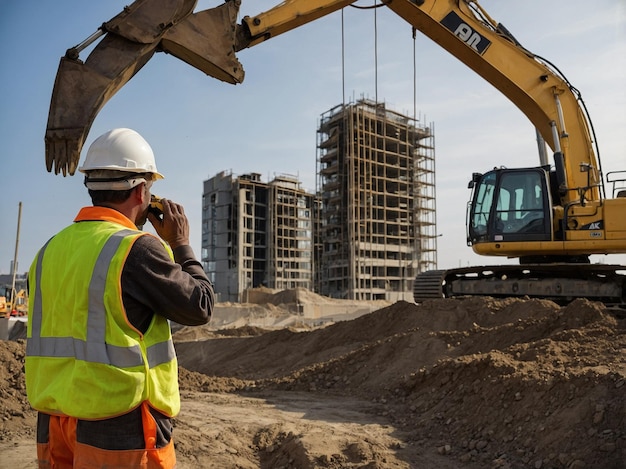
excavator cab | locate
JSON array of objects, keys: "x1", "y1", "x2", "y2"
[{"x1": 467, "y1": 167, "x2": 553, "y2": 247}]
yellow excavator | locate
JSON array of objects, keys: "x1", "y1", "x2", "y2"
[
  {"x1": 44, "y1": 0, "x2": 626, "y2": 304},
  {"x1": 1, "y1": 289, "x2": 28, "y2": 317}
]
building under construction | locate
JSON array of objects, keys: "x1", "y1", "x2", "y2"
[
  {"x1": 201, "y1": 171, "x2": 315, "y2": 303},
  {"x1": 316, "y1": 99, "x2": 436, "y2": 301}
]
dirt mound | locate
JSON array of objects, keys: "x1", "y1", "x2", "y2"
[
  {"x1": 1, "y1": 297, "x2": 624, "y2": 468},
  {"x1": 245, "y1": 286, "x2": 336, "y2": 307},
  {"x1": 0, "y1": 339, "x2": 36, "y2": 443},
  {"x1": 174, "y1": 297, "x2": 625, "y2": 468}
]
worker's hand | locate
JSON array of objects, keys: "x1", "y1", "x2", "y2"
[{"x1": 147, "y1": 198, "x2": 190, "y2": 249}]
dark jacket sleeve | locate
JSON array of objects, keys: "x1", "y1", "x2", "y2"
[{"x1": 121, "y1": 234, "x2": 214, "y2": 333}]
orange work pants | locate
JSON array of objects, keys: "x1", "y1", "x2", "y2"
[{"x1": 36, "y1": 402, "x2": 176, "y2": 468}]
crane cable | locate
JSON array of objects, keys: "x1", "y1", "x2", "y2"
[
  {"x1": 341, "y1": 9, "x2": 345, "y2": 107},
  {"x1": 343, "y1": 0, "x2": 420, "y2": 118},
  {"x1": 413, "y1": 27, "x2": 417, "y2": 122},
  {"x1": 374, "y1": 0, "x2": 378, "y2": 103}
]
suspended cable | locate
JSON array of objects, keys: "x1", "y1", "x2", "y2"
[
  {"x1": 341, "y1": 8, "x2": 346, "y2": 107},
  {"x1": 412, "y1": 27, "x2": 417, "y2": 122},
  {"x1": 374, "y1": 0, "x2": 378, "y2": 104},
  {"x1": 349, "y1": 1, "x2": 388, "y2": 10}
]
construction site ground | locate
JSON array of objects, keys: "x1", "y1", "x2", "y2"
[{"x1": 0, "y1": 288, "x2": 624, "y2": 468}]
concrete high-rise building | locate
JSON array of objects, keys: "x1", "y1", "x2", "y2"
[
  {"x1": 201, "y1": 171, "x2": 315, "y2": 302},
  {"x1": 316, "y1": 99, "x2": 436, "y2": 301}
]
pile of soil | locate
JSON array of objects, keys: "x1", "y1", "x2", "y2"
[{"x1": 0, "y1": 296, "x2": 624, "y2": 468}]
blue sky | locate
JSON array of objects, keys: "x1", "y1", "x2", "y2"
[{"x1": 1, "y1": 0, "x2": 624, "y2": 276}]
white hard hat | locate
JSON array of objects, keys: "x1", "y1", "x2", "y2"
[{"x1": 79, "y1": 128, "x2": 164, "y2": 179}]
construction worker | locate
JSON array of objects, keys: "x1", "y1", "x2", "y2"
[{"x1": 25, "y1": 128, "x2": 214, "y2": 468}]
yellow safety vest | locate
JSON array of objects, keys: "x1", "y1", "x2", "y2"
[{"x1": 26, "y1": 215, "x2": 180, "y2": 419}]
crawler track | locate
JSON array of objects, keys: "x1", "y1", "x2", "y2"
[{"x1": 414, "y1": 264, "x2": 626, "y2": 307}]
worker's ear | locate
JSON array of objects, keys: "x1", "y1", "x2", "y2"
[{"x1": 134, "y1": 182, "x2": 148, "y2": 204}]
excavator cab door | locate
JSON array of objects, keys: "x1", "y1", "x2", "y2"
[{"x1": 467, "y1": 168, "x2": 553, "y2": 245}]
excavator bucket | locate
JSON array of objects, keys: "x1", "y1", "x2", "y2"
[
  {"x1": 45, "y1": 0, "x2": 244, "y2": 176},
  {"x1": 45, "y1": 37, "x2": 158, "y2": 176}
]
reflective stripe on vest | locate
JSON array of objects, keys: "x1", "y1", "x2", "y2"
[{"x1": 26, "y1": 229, "x2": 175, "y2": 368}]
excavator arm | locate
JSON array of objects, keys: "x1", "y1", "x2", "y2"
[{"x1": 46, "y1": 0, "x2": 600, "y2": 206}]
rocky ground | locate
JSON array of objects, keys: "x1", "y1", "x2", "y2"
[{"x1": 0, "y1": 295, "x2": 624, "y2": 468}]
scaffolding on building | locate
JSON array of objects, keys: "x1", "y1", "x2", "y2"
[{"x1": 316, "y1": 99, "x2": 436, "y2": 301}]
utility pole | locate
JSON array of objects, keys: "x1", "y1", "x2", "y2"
[{"x1": 9, "y1": 202, "x2": 22, "y2": 315}]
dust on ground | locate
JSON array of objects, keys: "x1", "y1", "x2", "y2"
[{"x1": 0, "y1": 293, "x2": 624, "y2": 468}]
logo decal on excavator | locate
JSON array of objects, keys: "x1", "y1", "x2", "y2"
[
  {"x1": 582, "y1": 221, "x2": 603, "y2": 230},
  {"x1": 441, "y1": 11, "x2": 491, "y2": 54}
]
